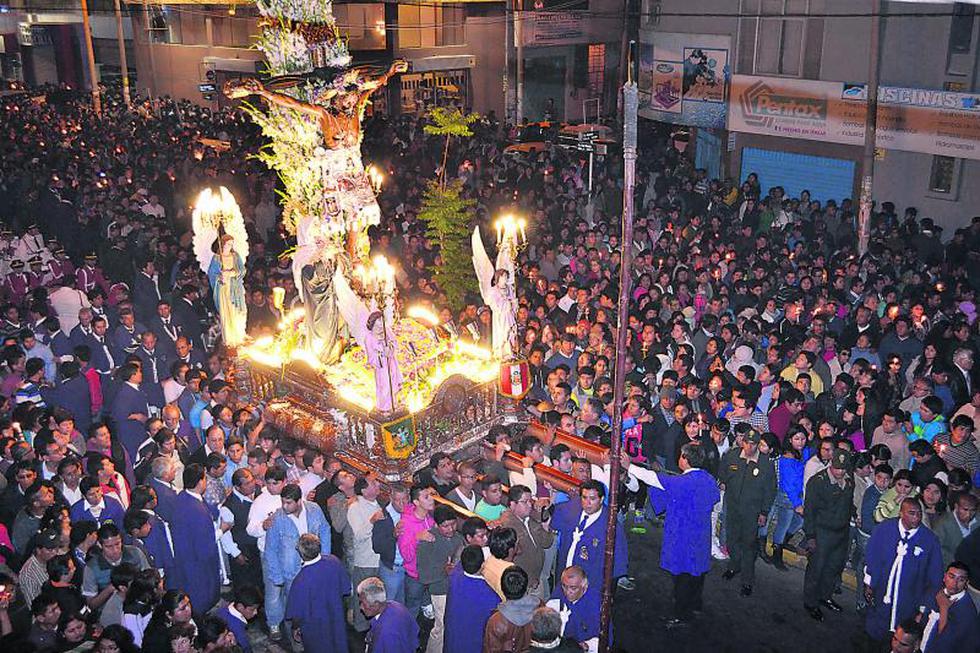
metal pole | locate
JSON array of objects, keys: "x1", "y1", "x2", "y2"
[
  {"x1": 503, "y1": 0, "x2": 511, "y2": 124},
  {"x1": 599, "y1": 41, "x2": 637, "y2": 653},
  {"x1": 514, "y1": 0, "x2": 524, "y2": 123},
  {"x1": 113, "y1": 0, "x2": 131, "y2": 108},
  {"x1": 142, "y1": 0, "x2": 158, "y2": 101},
  {"x1": 857, "y1": 0, "x2": 881, "y2": 256},
  {"x1": 79, "y1": 0, "x2": 102, "y2": 115}
]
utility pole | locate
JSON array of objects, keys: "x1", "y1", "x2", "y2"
[
  {"x1": 857, "y1": 0, "x2": 882, "y2": 256},
  {"x1": 114, "y1": 0, "x2": 131, "y2": 108},
  {"x1": 514, "y1": 0, "x2": 524, "y2": 123},
  {"x1": 504, "y1": 0, "x2": 511, "y2": 124},
  {"x1": 79, "y1": 0, "x2": 101, "y2": 115},
  {"x1": 143, "y1": 0, "x2": 158, "y2": 103},
  {"x1": 599, "y1": 40, "x2": 636, "y2": 653}
]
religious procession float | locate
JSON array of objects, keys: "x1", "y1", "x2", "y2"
[{"x1": 192, "y1": 0, "x2": 532, "y2": 480}]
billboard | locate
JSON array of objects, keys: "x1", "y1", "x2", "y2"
[
  {"x1": 728, "y1": 74, "x2": 980, "y2": 160},
  {"x1": 638, "y1": 31, "x2": 730, "y2": 128}
]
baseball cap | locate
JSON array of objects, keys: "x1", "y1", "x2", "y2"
[
  {"x1": 830, "y1": 450, "x2": 851, "y2": 471},
  {"x1": 36, "y1": 529, "x2": 62, "y2": 550}
]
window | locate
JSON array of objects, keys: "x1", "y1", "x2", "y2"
[
  {"x1": 587, "y1": 43, "x2": 605, "y2": 99},
  {"x1": 949, "y1": 3, "x2": 975, "y2": 54},
  {"x1": 743, "y1": 0, "x2": 808, "y2": 77},
  {"x1": 334, "y1": 4, "x2": 387, "y2": 51},
  {"x1": 398, "y1": 3, "x2": 465, "y2": 49},
  {"x1": 928, "y1": 156, "x2": 956, "y2": 194}
]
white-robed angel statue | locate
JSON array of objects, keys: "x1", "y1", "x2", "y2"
[
  {"x1": 193, "y1": 187, "x2": 248, "y2": 347},
  {"x1": 472, "y1": 226, "x2": 518, "y2": 360},
  {"x1": 334, "y1": 267, "x2": 403, "y2": 413}
]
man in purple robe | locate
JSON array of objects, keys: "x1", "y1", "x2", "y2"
[
  {"x1": 546, "y1": 565, "x2": 603, "y2": 651},
  {"x1": 444, "y1": 545, "x2": 499, "y2": 653},
  {"x1": 359, "y1": 576, "x2": 419, "y2": 653},
  {"x1": 552, "y1": 480, "x2": 628, "y2": 588},
  {"x1": 108, "y1": 362, "x2": 150, "y2": 461},
  {"x1": 864, "y1": 497, "x2": 944, "y2": 646},
  {"x1": 623, "y1": 443, "x2": 720, "y2": 628},
  {"x1": 170, "y1": 463, "x2": 221, "y2": 616},
  {"x1": 285, "y1": 533, "x2": 351, "y2": 653}
]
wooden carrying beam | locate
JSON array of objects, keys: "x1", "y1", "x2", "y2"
[
  {"x1": 493, "y1": 446, "x2": 582, "y2": 494},
  {"x1": 524, "y1": 421, "x2": 609, "y2": 466}
]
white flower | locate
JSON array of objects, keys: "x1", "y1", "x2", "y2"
[{"x1": 913, "y1": 546, "x2": 923, "y2": 557}]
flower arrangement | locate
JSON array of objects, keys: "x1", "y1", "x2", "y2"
[
  {"x1": 255, "y1": 28, "x2": 312, "y2": 76},
  {"x1": 256, "y1": 0, "x2": 336, "y2": 24}
]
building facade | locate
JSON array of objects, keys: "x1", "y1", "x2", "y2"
[{"x1": 643, "y1": 0, "x2": 980, "y2": 233}]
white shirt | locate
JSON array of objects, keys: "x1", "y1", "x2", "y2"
[
  {"x1": 285, "y1": 504, "x2": 310, "y2": 536},
  {"x1": 246, "y1": 489, "x2": 282, "y2": 552},
  {"x1": 298, "y1": 472, "x2": 324, "y2": 498},
  {"x1": 347, "y1": 497, "x2": 382, "y2": 568},
  {"x1": 61, "y1": 483, "x2": 83, "y2": 506},
  {"x1": 219, "y1": 490, "x2": 253, "y2": 558}
]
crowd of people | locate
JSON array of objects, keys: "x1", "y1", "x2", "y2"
[{"x1": 0, "y1": 79, "x2": 978, "y2": 653}]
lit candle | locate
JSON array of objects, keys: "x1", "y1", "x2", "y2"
[{"x1": 272, "y1": 287, "x2": 285, "y2": 313}]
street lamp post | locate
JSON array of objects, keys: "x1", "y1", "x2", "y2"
[
  {"x1": 79, "y1": 0, "x2": 102, "y2": 115},
  {"x1": 114, "y1": 0, "x2": 132, "y2": 109},
  {"x1": 599, "y1": 41, "x2": 637, "y2": 653},
  {"x1": 858, "y1": 0, "x2": 882, "y2": 256}
]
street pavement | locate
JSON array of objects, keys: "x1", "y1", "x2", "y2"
[{"x1": 238, "y1": 517, "x2": 866, "y2": 652}]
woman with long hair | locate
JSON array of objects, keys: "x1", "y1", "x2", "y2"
[
  {"x1": 770, "y1": 428, "x2": 808, "y2": 570},
  {"x1": 141, "y1": 591, "x2": 195, "y2": 653},
  {"x1": 906, "y1": 341, "x2": 939, "y2": 387},
  {"x1": 920, "y1": 478, "x2": 948, "y2": 530},
  {"x1": 873, "y1": 469, "x2": 919, "y2": 523},
  {"x1": 93, "y1": 625, "x2": 139, "y2": 653}
]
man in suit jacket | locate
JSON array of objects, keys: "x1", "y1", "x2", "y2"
[
  {"x1": 132, "y1": 258, "x2": 163, "y2": 324},
  {"x1": 69, "y1": 307, "x2": 96, "y2": 349},
  {"x1": 87, "y1": 317, "x2": 117, "y2": 375},
  {"x1": 950, "y1": 348, "x2": 976, "y2": 410},
  {"x1": 189, "y1": 425, "x2": 226, "y2": 468},
  {"x1": 172, "y1": 286, "x2": 206, "y2": 350}
]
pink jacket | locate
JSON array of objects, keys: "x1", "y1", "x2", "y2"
[{"x1": 397, "y1": 507, "x2": 434, "y2": 579}]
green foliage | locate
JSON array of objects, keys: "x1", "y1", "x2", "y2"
[
  {"x1": 417, "y1": 180, "x2": 477, "y2": 312},
  {"x1": 423, "y1": 107, "x2": 480, "y2": 138}
]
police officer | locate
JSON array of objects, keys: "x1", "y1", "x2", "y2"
[
  {"x1": 719, "y1": 428, "x2": 775, "y2": 596},
  {"x1": 802, "y1": 448, "x2": 854, "y2": 622}
]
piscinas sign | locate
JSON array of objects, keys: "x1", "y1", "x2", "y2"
[{"x1": 729, "y1": 74, "x2": 980, "y2": 160}]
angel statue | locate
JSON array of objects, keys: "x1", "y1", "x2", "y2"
[
  {"x1": 193, "y1": 187, "x2": 248, "y2": 348},
  {"x1": 472, "y1": 226, "x2": 518, "y2": 360},
  {"x1": 333, "y1": 268, "x2": 403, "y2": 414}
]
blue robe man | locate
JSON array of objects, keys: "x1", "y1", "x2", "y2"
[
  {"x1": 134, "y1": 344, "x2": 168, "y2": 409},
  {"x1": 150, "y1": 478, "x2": 179, "y2": 525},
  {"x1": 171, "y1": 489, "x2": 221, "y2": 615},
  {"x1": 110, "y1": 381, "x2": 150, "y2": 462},
  {"x1": 49, "y1": 331, "x2": 73, "y2": 359},
  {"x1": 919, "y1": 588, "x2": 979, "y2": 653},
  {"x1": 865, "y1": 517, "x2": 943, "y2": 641},
  {"x1": 547, "y1": 580, "x2": 602, "y2": 650},
  {"x1": 285, "y1": 554, "x2": 351, "y2": 653},
  {"x1": 553, "y1": 504, "x2": 628, "y2": 586},
  {"x1": 41, "y1": 374, "x2": 92, "y2": 433},
  {"x1": 215, "y1": 605, "x2": 252, "y2": 653},
  {"x1": 630, "y1": 461, "x2": 720, "y2": 620},
  {"x1": 444, "y1": 565, "x2": 499, "y2": 653},
  {"x1": 366, "y1": 601, "x2": 419, "y2": 653},
  {"x1": 70, "y1": 495, "x2": 126, "y2": 527},
  {"x1": 138, "y1": 510, "x2": 178, "y2": 590}
]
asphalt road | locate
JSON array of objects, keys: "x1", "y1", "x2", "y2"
[{"x1": 241, "y1": 520, "x2": 867, "y2": 652}]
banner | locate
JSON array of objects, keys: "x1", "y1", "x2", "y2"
[
  {"x1": 649, "y1": 61, "x2": 683, "y2": 114},
  {"x1": 521, "y1": 11, "x2": 586, "y2": 47},
  {"x1": 638, "y1": 31, "x2": 730, "y2": 128},
  {"x1": 728, "y1": 74, "x2": 980, "y2": 161}
]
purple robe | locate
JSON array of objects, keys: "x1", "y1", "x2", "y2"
[
  {"x1": 865, "y1": 519, "x2": 943, "y2": 640},
  {"x1": 655, "y1": 469, "x2": 720, "y2": 576},
  {"x1": 284, "y1": 555, "x2": 351, "y2": 653},
  {"x1": 554, "y1": 506, "x2": 628, "y2": 585},
  {"x1": 69, "y1": 495, "x2": 126, "y2": 527},
  {"x1": 109, "y1": 383, "x2": 150, "y2": 462},
  {"x1": 444, "y1": 566, "x2": 499, "y2": 653},
  {"x1": 170, "y1": 491, "x2": 221, "y2": 615},
  {"x1": 366, "y1": 601, "x2": 419, "y2": 653},
  {"x1": 547, "y1": 584, "x2": 603, "y2": 646}
]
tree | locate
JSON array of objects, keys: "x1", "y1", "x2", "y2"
[
  {"x1": 423, "y1": 106, "x2": 480, "y2": 189},
  {"x1": 418, "y1": 179, "x2": 477, "y2": 313}
]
